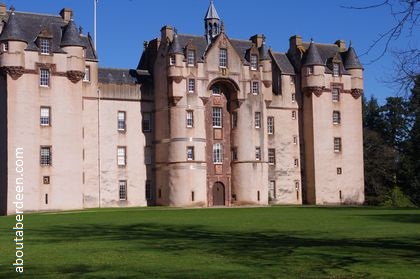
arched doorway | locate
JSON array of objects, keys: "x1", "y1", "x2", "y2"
[{"x1": 213, "y1": 182, "x2": 225, "y2": 206}]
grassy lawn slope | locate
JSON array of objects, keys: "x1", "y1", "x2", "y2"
[{"x1": 0, "y1": 206, "x2": 419, "y2": 278}]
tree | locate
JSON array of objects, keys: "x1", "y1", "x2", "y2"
[{"x1": 343, "y1": 0, "x2": 419, "y2": 91}]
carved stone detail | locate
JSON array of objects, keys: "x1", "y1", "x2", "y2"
[
  {"x1": 170, "y1": 76, "x2": 183, "y2": 84},
  {"x1": 66, "y1": 70, "x2": 85, "y2": 83},
  {"x1": 1, "y1": 66, "x2": 25, "y2": 80},
  {"x1": 265, "y1": 100, "x2": 272, "y2": 108},
  {"x1": 169, "y1": 96, "x2": 183, "y2": 106},
  {"x1": 200, "y1": 97, "x2": 209, "y2": 106},
  {"x1": 351, "y1": 88, "x2": 363, "y2": 99},
  {"x1": 303, "y1": 86, "x2": 324, "y2": 97},
  {"x1": 262, "y1": 80, "x2": 272, "y2": 88}
]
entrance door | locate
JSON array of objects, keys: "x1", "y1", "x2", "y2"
[{"x1": 213, "y1": 182, "x2": 225, "y2": 206}]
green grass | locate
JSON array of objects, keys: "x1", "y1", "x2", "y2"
[{"x1": 0, "y1": 206, "x2": 419, "y2": 278}]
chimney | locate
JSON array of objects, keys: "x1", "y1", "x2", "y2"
[
  {"x1": 289, "y1": 35, "x2": 302, "y2": 50},
  {"x1": 160, "y1": 25, "x2": 174, "y2": 43},
  {"x1": 250, "y1": 34, "x2": 264, "y2": 48},
  {"x1": 335, "y1": 40, "x2": 346, "y2": 52},
  {"x1": 60, "y1": 8, "x2": 73, "y2": 23},
  {"x1": 0, "y1": 3, "x2": 6, "y2": 16}
]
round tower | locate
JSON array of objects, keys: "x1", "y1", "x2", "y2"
[{"x1": 343, "y1": 43, "x2": 364, "y2": 98}]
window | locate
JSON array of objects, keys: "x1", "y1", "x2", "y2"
[
  {"x1": 191, "y1": 191, "x2": 195, "y2": 202},
  {"x1": 213, "y1": 143, "x2": 223, "y2": 164},
  {"x1": 269, "y1": 181, "x2": 276, "y2": 200},
  {"x1": 337, "y1": 167, "x2": 342, "y2": 175},
  {"x1": 255, "y1": 147, "x2": 261, "y2": 161},
  {"x1": 212, "y1": 85, "x2": 221, "y2": 95},
  {"x1": 232, "y1": 147, "x2": 238, "y2": 161},
  {"x1": 250, "y1": 54, "x2": 258, "y2": 70},
  {"x1": 40, "y1": 107, "x2": 51, "y2": 126},
  {"x1": 40, "y1": 146, "x2": 52, "y2": 166},
  {"x1": 39, "y1": 38, "x2": 50, "y2": 55},
  {"x1": 294, "y1": 158, "x2": 299, "y2": 167},
  {"x1": 307, "y1": 66, "x2": 314, "y2": 75},
  {"x1": 145, "y1": 147, "x2": 152, "y2": 165},
  {"x1": 292, "y1": 93, "x2": 296, "y2": 103},
  {"x1": 334, "y1": 137, "x2": 342, "y2": 152},
  {"x1": 268, "y1": 149, "x2": 276, "y2": 165},
  {"x1": 219, "y1": 48, "x2": 227, "y2": 68},
  {"x1": 255, "y1": 112, "x2": 261, "y2": 129},
  {"x1": 292, "y1": 111, "x2": 297, "y2": 120},
  {"x1": 83, "y1": 66, "x2": 90, "y2": 82},
  {"x1": 333, "y1": 111, "x2": 341, "y2": 124},
  {"x1": 188, "y1": 79, "x2": 195, "y2": 93},
  {"x1": 117, "y1": 147, "x2": 126, "y2": 166},
  {"x1": 290, "y1": 76, "x2": 295, "y2": 85},
  {"x1": 146, "y1": 180, "x2": 152, "y2": 200},
  {"x1": 45, "y1": 194, "x2": 48, "y2": 204},
  {"x1": 293, "y1": 136, "x2": 298, "y2": 144},
  {"x1": 142, "y1": 112, "x2": 151, "y2": 132},
  {"x1": 169, "y1": 55, "x2": 176, "y2": 65},
  {"x1": 212, "y1": 107, "x2": 222, "y2": 128},
  {"x1": 1, "y1": 42, "x2": 8, "y2": 52},
  {"x1": 119, "y1": 180, "x2": 127, "y2": 201},
  {"x1": 118, "y1": 111, "x2": 126, "y2": 131},
  {"x1": 231, "y1": 112, "x2": 238, "y2": 129},
  {"x1": 267, "y1": 117, "x2": 274, "y2": 134},
  {"x1": 187, "y1": 146, "x2": 194, "y2": 161},
  {"x1": 295, "y1": 181, "x2": 300, "y2": 191},
  {"x1": 40, "y1": 69, "x2": 50, "y2": 87},
  {"x1": 252, "y1": 81, "x2": 259, "y2": 94},
  {"x1": 332, "y1": 88, "x2": 340, "y2": 102},
  {"x1": 333, "y1": 63, "x2": 340, "y2": 76},
  {"x1": 43, "y1": 176, "x2": 50, "y2": 184},
  {"x1": 186, "y1": 110, "x2": 194, "y2": 128},
  {"x1": 187, "y1": 50, "x2": 195, "y2": 66}
]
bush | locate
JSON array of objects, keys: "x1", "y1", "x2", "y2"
[{"x1": 381, "y1": 187, "x2": 416, "y2": 207}]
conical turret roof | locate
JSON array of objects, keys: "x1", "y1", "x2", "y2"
[
  {"x1": 205, "y1": 0, "x2": 220, "y2": 20},
  {"x1": 60, "y1": 19, "x2": 84, "y2": 47},
  {"x1": 343, "y1": 44, "x2": 363, "y2": 69},
  {"x1": 0, "y1": 11, "x2": 27, "y2": 43},
  {"x1": 259, "y1": 41, "x2": 270, "y2": 61},
  {"x1": 169, "y1": 32, "x2": 183, "y2": 54},
  {"x1": 302, "y1": 41, "x2": 324, "y2": 66}
]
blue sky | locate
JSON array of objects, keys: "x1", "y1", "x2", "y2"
[{"x1": 4, "y1": 0, "x2": 416, "y2": 103}]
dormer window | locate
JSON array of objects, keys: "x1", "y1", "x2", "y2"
[
  {"x1": 333, "y1": 63, "x2": 340, "y2": 76},
  {"x1": 39, "y1": 38, "x2": 51, "y2": 55},
  {"x1": 250, "y1": 54, "x2": 258, "y2": 70},
  {"x1": 219, "y1": 48, "x2": 227, "y2": 68},
  {"x1": 187, "y1": 50, "x2": 195, "y2": 66}
]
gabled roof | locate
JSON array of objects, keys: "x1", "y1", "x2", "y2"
[
  {"x1": 60, "y1": 19, "x2": 84, "y2": 47},
  {"x1": 0, "y1": 10, "x2": 96, "y2": 60},
  {"x1": 0, "y1": 11, "x2": 26, "y2": 43},
  {"x1": 205, "y1": 0, "x2": 220, "y2": 20},
  {"x1": 271, "y1": 52, "x2": 295, "y2": 75},
  {"x1": 98, "y1": 68, "x2": 138, "y2": 85}
]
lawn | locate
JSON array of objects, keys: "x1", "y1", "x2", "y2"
[{"x1": 0, "y1": 206, "x2": 419, "y2": 278}]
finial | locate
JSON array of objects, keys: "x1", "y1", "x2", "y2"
[
  {"x1": 174, "y1": 27, "x2": 178, "y2": 35},
  {"x1": 349, "y1": 40, "x2": 353, "y2": 48},
  {"x1": 143, "y1": 41, "x2": 149, "y2": 49},
  {"x1": 79, "y1": 26, "x2": 83, "y2": 34},
  {"x1": 310, "y1": 37, "x2": 314, "y2": 43},
  {"x1": 10, "y1": 5, "x2": 15, "y2": 13}
]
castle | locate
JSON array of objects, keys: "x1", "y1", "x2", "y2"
[{"x1": 0, "y1": 1, "x2": 364, "y2": 215}]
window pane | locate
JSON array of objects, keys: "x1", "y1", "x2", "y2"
[
  {"x1": 40, "y1": 39, "x2": 50, "y2": 54},
  {"x1": 119, "y1": 181, "x2": 127, "y2": 200},
  {"x1": 255, "y1": 112, "x2": 261, "y2": 128},
  {"x1": 188, "y1": 79, "x2": 195, "y2": 93},
  {"x1": 187, "y1": 50, "x2": 195, "y2": 65},
  {"x1": 332, "y1": 88, "x2": 340, "y2": 102},
  {"x1": 252, "y1": 81, "x2": 259, "y2": 94},
  {"x1": 268, "y1": 148, "x2": 275, "y2": 164},
  {"x1": 334, "y1": 137, "x2": 342, "y2": 152},
  {"x1": 219, "y1": 48, "x2": 227, "y2": 67},
  {"x1": 118, "y1": 111, "x2": 126, "y2": 130},
  {"x1": 142, "y1": 113, "x2": 151, "y2": 132},
  {"x1": 40, "y1": 107, "x2": 50, "y2": 126},
  {"x1": 251, "y1": 55, "x2": 258, "y2": 70},
  {"x1": 40, "y1": 69, "x2": 49, "y2": 86},
  {"x1": 186, "y1": 111, "x2": 194, "y2": 127},
  {"x1": 267, "y1": 117, "x2": 274, "y2": 134},
  {"x1": 84, "y1": 66, "x2": 90, "y2": 81},
  {"x1": 213, "y1": 143, "x2": 223, "y2": 163},
  {"x1": 212, "y1": 107, "x2": 222, "y2": 128},
  {"x1": 117, "y1": 147, "x2": 126, "y2": 166},
  {"x1": 40, "y1": 147, "x2": 51, "y2": 166},
  {"x1": 255, "y1": 147, "x2": 261, "y2": 160}
]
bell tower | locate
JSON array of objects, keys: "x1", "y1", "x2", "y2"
[{"x1": 204, "y1": 0, "x2": 221, "y2": 44}]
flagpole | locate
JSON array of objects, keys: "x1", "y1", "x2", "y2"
[{"x1": 94, "y1": 0, "x2": 97, "y2": 50}]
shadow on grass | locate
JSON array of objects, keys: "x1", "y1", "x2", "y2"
[{"x1": 27, "y1": 220, "x2": 420, "y2": 278}]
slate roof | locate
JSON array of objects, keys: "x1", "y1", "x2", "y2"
[
  {"x1": 205, "y1": 1, "x2": 220, "y2": 20},
  {"x1": 0, "y1": 11, "x2": 26, "y2": 42},
  {"x1": 98, "y1": 68, "x2": 139, "y2": 85},
  {"x1": 169, "y1": 33, "x2": 183, "y2": 54},
  {"x1": 0, "y1": 10, "x2": 97, "y2": 60},
  {"x1": 302, "y1": 42, "x2": 340, "y2": 65},
  {"x1": 60, "y1": 19, "x2": 84, "y2": 47},
  {"x1": 342, "y1": 46, "x2": 363, "y2": 69},
  {"x1": 302, "y1": 42, "x2": 324, "y2": 66},
  {"x1": 271, "y1": 52, "x2": 295, "y2": 75}
]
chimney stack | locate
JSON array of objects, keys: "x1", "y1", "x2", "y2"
[
  {"x1": 60, "y1": 8, "x2": 73, "y2": 23},
  {"x1": 0, "y1": 3, "x2": 6, "y2": 16},
  {"x1": 335, "y1": 40, "x2": 346, "y2": 52},
  {"x1": 250, "y1": 34, "x2": 265, "y2": 48},
  {"x1": 160, "y1": 25, "x2": 174, "y2": 43}
]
